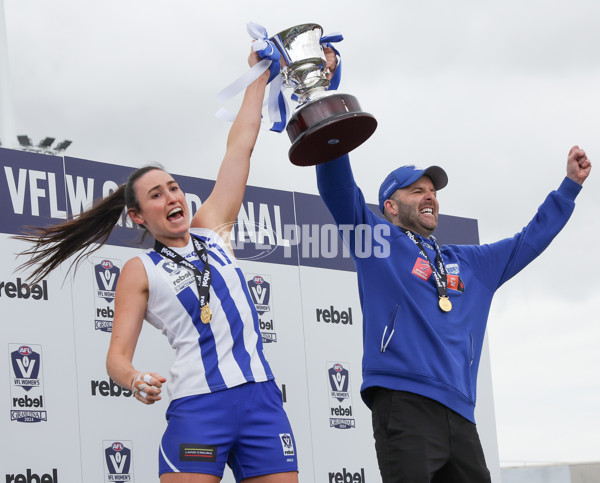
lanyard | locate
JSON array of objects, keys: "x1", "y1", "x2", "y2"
[
  {"x1": 403, "y1": 229, "x2": 452, "y2": 313},
  {"x1": 154, "y1": 235, "x2": 213, "y2": 323}
]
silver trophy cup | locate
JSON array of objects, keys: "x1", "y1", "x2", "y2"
[{"x1": 272, "y1": 24, "x2": 377, "y2": 166}]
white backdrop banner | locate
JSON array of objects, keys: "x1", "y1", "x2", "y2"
[{"x1": 0, "y1": 147, "x2": 499, "y2": 482}]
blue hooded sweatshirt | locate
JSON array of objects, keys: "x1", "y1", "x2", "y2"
[{"x1": 316, "y1": 154, "x2": 581, "y2": 423}]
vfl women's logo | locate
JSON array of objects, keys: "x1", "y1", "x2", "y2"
[
  {"x1": 11, "y1": 346, "x2": 41, "y2": 390},
  {"x1": 246, "y1": 274, "x2": 277, "y2": 343},
  {"x1": 327, "y1": 362, "x2": 355, "y2": 430},
  {"x1": 104, "y1": 441, "x2": 133, "y2": 481},
  {"x1": 247, "y1": 275, "x2": 271, "y2": 314},
  {"x1": 95, "y1": 259, "x2": 121, "y2": 303},
  {"x1": 161, "y1": 260, "x2": 183, "y2": 275},
  {"x1": 279, "y1": 433, "x2": 295, "y2": 456},
  {"x1": 328, "y1": 363, "x2": 350, "y2": 402},
  {"x1": 9, "y1": 343, "x2": 47, "y2": 423},
  {"x1": 93, "y1": 257, "x2": 122, "y2": 333}
]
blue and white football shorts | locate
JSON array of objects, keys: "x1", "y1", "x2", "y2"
[{"x1": 159, "y1": 380, "x2": 298, "y2": 480}]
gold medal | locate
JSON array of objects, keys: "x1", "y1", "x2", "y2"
[
  {"x1": 438, "y1": 296, "x2": 452, "y2": 313},
  {"x1": 200, "y1": 304, "x2": 212, "y2": 324}
]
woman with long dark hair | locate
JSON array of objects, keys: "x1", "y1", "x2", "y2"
[{"x1": 16, "y1": 50, "x2": 298, "y2": 483}]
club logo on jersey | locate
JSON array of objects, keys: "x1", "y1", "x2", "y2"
[
  {"x1": 161, "y1": 260, "x2": 195, "y2": 294},
  {"x1": 411, "y1": 257, "x2": 432, "y2": 281},
  {"x1": 279, "y1": 433, "x2": 295, "y2": 456},
  {"x1": 104, "y1": 441, "x2": 133, "y2": 481},
  {"x1": 8, "y1": 344, "x2": 47, "y2": 423},
  {"x1": 246, "y1": 274, "x2": 277, "y2": 343},
  {"x1": 327, "y1": 362, "x2": 355, "y2": 430},
  {"x1": 446, "y1": 263, "x2": 460, "y2": 275},
  {"x1": 93, "y1": 257, "x2": 122, "y2": 333}
]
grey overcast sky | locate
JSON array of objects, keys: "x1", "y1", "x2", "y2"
[{"x1": 2, "y1": 0, "x2": 599, "y2": 467}]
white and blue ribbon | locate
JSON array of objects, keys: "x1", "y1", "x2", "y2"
[
  {"x1": 216, "y1": 22, "x2": 343, "y2": 133},
  {"x1": 216, "y1": 22, "x2": 287, "y2": 131},
  {"x1": 321, "y1": 33, "x2": 343, "y2": 91},
  {"x1": 247, "y1": 21, "x2": 281, "y2": 84},
  {"x1": 289, "y1": 32, "x2": 344, "y2": 103}
]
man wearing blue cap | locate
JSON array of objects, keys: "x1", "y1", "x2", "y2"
[{"x1": 315, "y1": 147, "x2": 591, "y2": 482}]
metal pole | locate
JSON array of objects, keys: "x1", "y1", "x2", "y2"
[{"x1": 0, "y1": 0, "x2": 16, "y2": 148}]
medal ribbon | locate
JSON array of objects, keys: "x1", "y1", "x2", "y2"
[
  {"x1": 154, "y1": 236, "x2": 212, "y2": 310},
  {"x1": 403, "y1": 230, "x2": 449, "y2": 302}
]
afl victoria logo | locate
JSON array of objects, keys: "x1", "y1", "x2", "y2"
[
  {"x1": 11, "y1": 346, "x2": 41, "y2": 391},
  {"x1": 104, "y1": 440, "x2": 133, "y2": 480},
  {"x1": 247, "y1": 275, "x2": 271, "y2": 314},
  {"x1": 94, "y1": 259, "x2": 121, "y2": 303}
]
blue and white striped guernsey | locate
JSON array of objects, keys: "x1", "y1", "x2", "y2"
[{"x1": 138, "y1": 227, "x2": 273, "y2": 401}]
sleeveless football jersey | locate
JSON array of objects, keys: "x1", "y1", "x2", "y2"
[{"x1": 138, "y1": 227, "x2": 273, "y2": 401}]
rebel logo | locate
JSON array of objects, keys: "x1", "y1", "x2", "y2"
[
  {"x1": 97, "y1": 306, "x2": 114, "y2": 319},
  {"x1": 0, "y1": 278, "x2": 48, "y2": 300},
  {"x1": 95, "y1": 306, "x2": 115, "y2": 332},
  {"x1": 5, "y1": 468, "x2": 59, "y2": 482},
  {"x1": 328, "y1": 467, "x2": 366, "y2": 482},
  {"x1": 259, "y1": 320, "x2": 274, "y2": 331},
  {"x1": 170, "y1": 270, "x2": 194, "y2": 287},
  {"x1": 91, "y1": 378, "x2": 133, "y2": 398},
  {"x1": 12, "y1": 394, "x2": 43, "y2": 408},
  {"x1": 201, "y1": 269, "x2": 210, "y2": 287},
  {"x1": 330, "y1": 405, "x2": 352, "y2": 417},
  {"x1": 316, "y1": 306, "x2": 353, "y2": 325},
  {"x1": 160, "y1": 247, "x2": 178, "y2": 260}
]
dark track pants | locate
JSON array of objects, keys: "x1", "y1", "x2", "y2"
[{"x1": 371, "y1": 389, "x2": 491, "y2": 483}]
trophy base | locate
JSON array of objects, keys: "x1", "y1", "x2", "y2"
[{"x1": 286, "y1": 93, "x2": 377, "y2": 166}]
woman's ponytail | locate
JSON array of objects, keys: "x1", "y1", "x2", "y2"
[{"x1": 14, "y1": 184, "x2": 128, "y2": 284}]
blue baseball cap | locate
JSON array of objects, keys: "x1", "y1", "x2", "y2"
[{"x1": 378, "y1": 165, "x2": 448, "y2": 213}]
